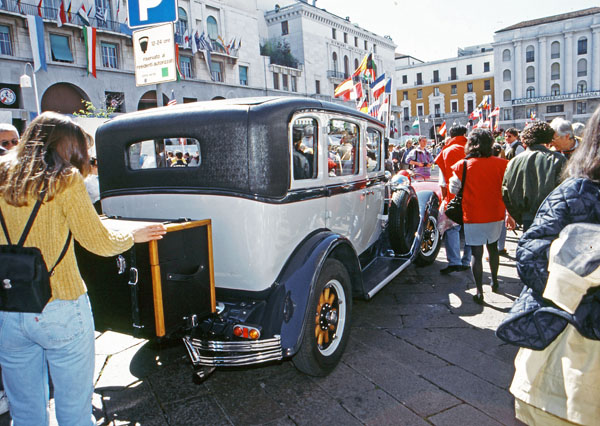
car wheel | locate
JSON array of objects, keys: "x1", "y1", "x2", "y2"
[
  {"x1": 388, "y1": 190, "x2": 420, "y2": 254},
  {"x1": 293, "y1": 258, "x2": 352, "y2": 376},
  {"x1": 415, "y1": 213, "x2": 441, "y2": 266}
]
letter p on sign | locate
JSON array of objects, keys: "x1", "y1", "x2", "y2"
[
  {"x1": 139, "y1": 0, "x2": 161, "y2": 21},
  {"x1": 127, "y1": 0, "x2": 177, "y2": 29}
]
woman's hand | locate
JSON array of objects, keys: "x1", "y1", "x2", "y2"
[
  {"x1": 132, "y1": 223, "x2": 167, "y2": 243},
  {"x1": 506, "y1": 214, "x2": 516, "y2": 231},
  {"x1": 448, "y1": 173, "x2": 462, "y2": 194}
]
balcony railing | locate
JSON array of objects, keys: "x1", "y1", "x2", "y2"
[
  {"x1": 448, "y1": 76, "x2": 457, "y2": 81},
  {"x1": 327, "y1": 70, "x2": 346, "y2": 79}
]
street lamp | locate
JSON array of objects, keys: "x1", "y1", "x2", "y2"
[{"x1": 20, "y1": 62, "x2": 40, "y2": 116}]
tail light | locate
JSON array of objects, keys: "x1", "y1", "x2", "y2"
[{"x1": 232, "y1": 324, "x2": 261, "y2": 340}]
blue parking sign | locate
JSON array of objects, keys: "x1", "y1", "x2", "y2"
[{"x1": 128, "y1": 0, "x2": 177, "y2": 28}]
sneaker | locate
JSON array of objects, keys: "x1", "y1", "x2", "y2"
[{"x1": 0, "y1": 390, "x2": 9, "y2": 415}]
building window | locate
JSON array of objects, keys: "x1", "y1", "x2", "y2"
[
  {"x1": 343, "y1": 55, "x2": 349, "y2": 78},
  {"x1": 467, "y1": 99, "x2": 474, "y2": 114},
  {"x1": 402, "y1": 74, "x2": 407, "y2": 84},
  {"x1": 433, "y1": 70, "x2": 439, "y2": 83},
  {"x1": 281, "y1": 20, "x2": 288, "y2": 35},
  {"x1": 183, "y1": 97, "x2": 197, "y2": 103},
  {"x1": 416, "y1": 72, "x2": 422, "y2": 85},
  {"x1": 466, "y1": 64, "x2": 472, "y2": 75},
  {"x1": 417, "y1": 89, "x2": 422, "y2": 99},
  {"x1": 503, "y1": 89, "x2": 511, "y2": 101},
  {"x1": 49, "y1": 34, "x2": 74, "y2": 63},
  {"x1": 451, "y1": 85, "x2": 457, "y2": 95},
  {"x1": 526, "y1": 86, "x2": 535, "y2": 98},
  {"x1": 577, "y1": 102, "x2": 587, "y2": 115},
  {"x1": 483, "y1": 62, "x2": 490, "y2": 72},
  {"x1": 332, "y1": 52, "x2": 338, "y2": 73},
  {"x1": 577, "y1": 59, "x2": 587, "y2": 77},
  {"x1": 239, "y1": 65, "x2": 248, "y2": 86},
  {"x1": 502, "y1": 49, "x2": 511, "y2": 62},
  {"x1": 273, "y1": 72, "x2": 279, "y2": 90},
  {"x1": 315, "y1": 80, "x2": 320, "y2": 94},
  {"x1": 484, "y1": 80, "x2": 491, "y2": 91},
  {"x1": 207, "y1": 16, "x2": 219, "y2": 41},
  {"x1": 180, "y1": 56, "x2": 192, "y2": 78},
  {"x1": 354, "y1": 58, "x2": 358, "y2": 70},
  {"x1": 503, "y1": 109, "x2": 512, "y2": 120},
  {"x1": 434, "y1": 104, "x2": 441, "y2": 117},
  {"x1": 373, "y1": 44, "x2": 377, "y2": 53},
  {"x1": 403, "y1": 107, "x2": 409, "y2": 120},
  {"x1": 105, "y1": 91, "x2": 124, "y2": 113},
  {"x1": 578, "y1": 37, "x2": 587, "y2": 55},
  {"x1": 551, "y1": 84, "x2": 560, "y2": 96},
  {"x1": 551, "y1": 63, "x2": 560, "y2": 80},
  {"x1": 525, "y1": 45, "x2": 534, "y2": 62},
  {"x1": 417, "y1": 105, "x2": 423, "y2": 116},
  {"x1": 526, "y1": 66, "x2": 535, "y2": 83},
  {"x1": 101, "y1": 42, "x2": 118, "y2": 69},
  {"x1": 450, "y1": 67, "x2": 457, "y2": 80},
  {"x1": 343, "y1": 32, "x2": 347, "y2": 43},
  {"x1": 291, "y1": 75, "x2": 297, "y2": 92},
  {"x1": 211, "y1": 61, "x2": 223, "y2": 82},
  {"x1": 282, "y1": 74, "x2": 289, "y2": 91},
  {"x1": 577, "y1": 80, "x2": 587, "y2": 93},
  {"x1": 94, "y1": 0, "x2": 112, "y2": 29},
  {"x1": 546, "y1": 105, "x2": 564, "y2": 113},
  {"x1": 551, "y1": 41, "x2": 560, "y2": 59},
  {"x1": 331, "y1": 28, "x2": 336, "y2": 39},
  {"x1": 451, "y1": 100, "x2": 458, "y2": 113},
  {"x1": 354, "y1": 36, "x2": 358, "y2": 47},
  {"x1": 526, "y1": 107, "x2": 537, "y2": 118},
  {"x1": 175, "y1": 7, "x2": 188, "y2": 44},
  {"x1": 467, "y1": 82, "x2": 473, "y2": 92},
  {"x1": 433, "y1": 87, "x2": 440, "y2": 96},
  {"x1": 402, "y1": 91, "x2": 408, "y2": 100},
  {"x1": 503, "y1": 69, "x2": 511, "y2": 82},
  {"x1": 0, "y1": 25, "x2": 13, "y2": 56},
  {"x1": 364, "y1": 40, "x2": 368, "y2": 50}
]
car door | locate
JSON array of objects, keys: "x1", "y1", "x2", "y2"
[{"x1": 361, "y1": 126, "x2": 386, "y2": 249}]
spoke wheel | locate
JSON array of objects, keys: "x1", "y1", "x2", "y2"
[
  {"x1": 415, "y1": 210, "x2": 442, "y2": 266},
  {"x1": 314, "y1": 278, "x2": 346, "y2": 356}
]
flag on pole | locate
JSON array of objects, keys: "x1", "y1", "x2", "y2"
[
  {"x1": 334, "y1": 77, "x2": 353, "y2": 99},
  {"x1": 477, "y1": 94, "x2": 491, "y2": 110},
  {"x1": 37, "y1": 0, "x2": 43, "y2": 17},
  {"x1": 191, "y1": 30, "x2": 199, "y2": 55},
  {"x1": 66, "y1": 1, "x2": 71, "y2": 21},
  {"x1": 167, "y1": 90, "x2": 177, "y2": 106},
  {"x1": 358, "y1": 99, "x2": 368, "y2": 114},
  {"x1": 438, "y1": 121, "x2": 447, "y2": 137},
  {"x1": 56, "y1": 0, "x2": 67, "y2": 27},
  {"x1": 368, "y1": 98, "x2": 380, "y2": 118},
  {"x1": 83, "y1": 26, "x2": 97, "y2": 78},
  {"x1": 378, "y1": 95, "x2": 389, "y2": 121},
  {"x1": 468, "y1": 108, "x2": 481, "y2": 120},
  {"x1": 26, "y1": 14, "x2": 47, "y2": 72},
  {"x1": 489, "y1": 106, "x2": 500, "y2": 117},
  {"x1": 412, "y1": 118, "x2": 419, "y2": 129},
  {"x1": 370, "y1": 74, "x2": 387, "y2": 99},
  {"x1": 352, "y1": 52, "x2": 377, "y2": 81},
  {"x1": 77, "y1": 3, "x2": 90, "y2": 25},
  {"x1": 16, "y1": 0, "x2": 23, "y2": 13},
  {"x1": 349, "y1": 81, "x2": 363, "y2": 101},
  {"x1": 530, "y1": 111, "x2": 536, "y2": 120},
  {"x1": 198, "y1": 32, "x2": 215, "y2": 81},
  {"x1": 175, "y1": 44, "x2": 183, "y2": 80}
]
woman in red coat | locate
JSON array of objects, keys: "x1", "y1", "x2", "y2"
[{"x1": 449, "y1": 129, "x2": 508, "y2": 304}]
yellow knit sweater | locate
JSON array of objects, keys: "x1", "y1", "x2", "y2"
[{"x1": 0, "y1": 172, "x2": 133, "y2": 300}]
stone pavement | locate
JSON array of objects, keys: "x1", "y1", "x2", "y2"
[{"x1": 0, "y1": 232, "x2": 526, "y2": 425}]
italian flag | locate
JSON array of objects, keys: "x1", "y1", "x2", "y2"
[{"x1": 83, "y1": 26, "x2": 96, "y2": 78}]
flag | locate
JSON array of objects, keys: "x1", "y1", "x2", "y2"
[
  {"x1": 353, "y1": 52, "x2": 376, "y2": 81},
  {"x1": 383, "y1": 77, "x2": 392, "y2": 95},
  {"x1": 368, "y1": 98, "x2": 380, "y2": 118},
  {"x1": 37, "y1": 0, "x2": 43, "y2": 16},
  {"x1": 530, "y1": 111, "x2": 536, "y2": 120},
  {"x1": 115, "y1": 0, "x2": 119, "y2": 21},
  {"x1": 412, "y1": 118, "x2": 419, "y2": 129},
  {"x1": 26, "y1": 15, "x2": 47, "y2": 72},
  {"x1": 16, "y1": 0, "x2": 23, "y2": 13},
  {"x1": 370, "y1": 74, "x2": 387, "y2": 99},
  {"x1": 167, "y1": 90, "x2": 177, "y2": 106},
  {"x1": 217, "y1": 35, "x2": 228, "y2": 54},
  {"x1": 175, "y1": 44, "x2": 183, "y2": 80},
  {"x1": 334, "y1": 77, "x2": 353, "y2": 99},
  {"x1": 56, "y1": 0, "x2": 67, "y2": 27},
  {"x1": 95, "y1": 6, "x2": 105, "y2": 22},
  {"x1": 349, "y1": 82, "x2": 363, "y2": 101},
  {"x1": 438, "y1": 121, "x2": 447, "y2": 137},
  {"x1": 352, "y1": 53, "x2": 368, "y2": 77},
  {"x1": 191, "y1": 30, "x2": 199, "y2": 55},
  {"x1": 66, "y1": 1, "x2": 71, "y2": 21},
  {"x1": 183, "y1": 30, "x2": 190, "y2": 49},
  {"x1": 378, "y1": 95, "x2": 389, "y2": 121},
  {"x1": 489, "y1": 106, "x2": 500, "y2": 117},
  {"x1": 468, "y1": 108, "x2": 481, "y2": 120},
  {"x1": 83, "y1": 26, "x2": 96, "y2": 78},
  {"x1": 478, "y1": 94, "x2": 491, "y2": 110},
  {"x1": 358, "y1": 99, "x2": 368, "y2": 114},
  {"x1": 198, "y1": 32, "x2": 215, "y2": 81},
  {"x1": 77, "y1": 3, "x2": 90, "y2": 25}
]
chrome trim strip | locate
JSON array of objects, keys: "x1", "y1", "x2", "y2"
[
  {"x1": 366, "y1": 258, "x2": 412, "y2": 299},
  {"x1": 183, "y1": 335, "x2": 283, "y2": 367}
]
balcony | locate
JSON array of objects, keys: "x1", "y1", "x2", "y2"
[
  {"x1": 448, "y1": 76, "x2": 457, "y2": 81},
  {"x1": 414, "y1": 80, "x2": 423, "y2": 86},
  {"x1": 327, "y1": 70, "x2": 347, "y2": 79}
]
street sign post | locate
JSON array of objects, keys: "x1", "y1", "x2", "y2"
[
  {"x1": 132, "y1": 23, "x2": 177, "y2": 87},
  {"x1": 127, "y1": 0, "x2": 177, "y2": 29}
]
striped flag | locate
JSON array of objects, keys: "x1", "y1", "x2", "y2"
[
  {"x1": 83, "y1": 26, "x2": 97, "y2": 77},
  {"x1": 334, "y1": 77, "x2": 353, "y2": 99},
  {"x1": 37, "y1": 0, "x2": 43, "y2": 16},
  {"x1": 167, "y1": 90, "x2": 177, "y2": 106},
  {"x1": 370, "y1": 74, "x2": 387, "y2": 99},
  {"x1": 438, "y1": 121, "x2": 447, "y2": 137},
  {"x1": 66, "y1": 1, "x2": 72, "y2": 21},
  {"x1": 349, "y1": 81, "x2": 363, "y2": 101},
  {"x1": 489, "y1": 106, "x2": 500, "y2": 117},
  {"x1": 78, "y1": 3, "x2": 90, "y2": 25},
  {"x1": 56, "y1": 0, "x2": 67, "y2": 27},
  {"x1": 26, "y1": 15, "x2": 47, "y2": 72}
]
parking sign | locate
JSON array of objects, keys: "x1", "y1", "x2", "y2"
[
  {"x1": 127, "y1": 0, "x2": 177, "y2": 29},
  {"x1": 132, "y1": 23, "x2": 177, "y2": 86}
]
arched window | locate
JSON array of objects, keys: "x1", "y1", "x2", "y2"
[
  {"x1": 354, "y1": 58, "x2": 359, "y2": 70},
  {"x1": 344, "y1": 55, "x2": 349, "y2": 78},
  {"x1": 551, "y1": 63, "x2": 560, "y2": 80},
  {"x1": 525, "y1": 45, "x2": 534, "y2": 62},
  {"x1": 503, "y1": 69, "x2": 511, "y2": 82},
  {"x1": 503, "y1": 89, "x2": 511, "y2": 102},
  {"x1": 551, "y1": 84, "x2": 560, "y2": 96},
  {"x1": 578, "y1": 37, "x2": 587, "y2": 55},
  {"x1": 526, "y1": 66, "x2": 535, "y2": 83},
  {"x1": 175, "y1": 8, "x2": 188, "y2": 42},
  {"x1": 577, "y1": 80, "x2": 587, "y2": 93},
  {"x1": 502, "y1": 49, "x2": 511, "y2": 62},
  {"x1": 207, "y1": 16, "x2": 218, "y2": 40},
  {"x1": 332, "y1": 52, "x2": 338, "y2": 73},
  {"x1": 551, "y1": 41, "x2": 560, "y2": 59},
  {"x1": 526, "y1": 86, "x2": 535, "y2": 98},
  {"x1": 577, "y1": 58, "x2": 587, "y2": 77}
]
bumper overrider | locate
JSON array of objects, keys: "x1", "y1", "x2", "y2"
[{"x1": 183, "y1": 335, "x2": 283, "y2": 367}]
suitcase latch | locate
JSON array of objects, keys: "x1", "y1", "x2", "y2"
[
  {"x1": 116, "y1": 255, "x2": 126, "y2": 275},
  {"x1": 128, "y1": 267, "x2": 138, "y2": 286}
]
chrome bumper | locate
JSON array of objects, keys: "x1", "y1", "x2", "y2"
[{"x1": 183, "y1": 335, "x2": 283, "y2": 367}]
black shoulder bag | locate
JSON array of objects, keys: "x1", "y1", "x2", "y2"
[
  {"x1": 0, "y1": 194, "x2": 71, "y2": 313},
  {"x1": 445, "y1": 159, "x2": 467, "y2": 225}
]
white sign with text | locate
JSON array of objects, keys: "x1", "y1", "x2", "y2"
[{"x1": 132, "y1": 23, "x2": 176, "y2": 87}]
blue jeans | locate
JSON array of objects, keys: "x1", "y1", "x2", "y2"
[
  {"x1": 444, "y1": 224, "x2": 471, "y2": 266},
  {"x1": 0, "y1": 293, "x2": 96, "y2": 426}
]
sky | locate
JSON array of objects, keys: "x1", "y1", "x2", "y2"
[{"x1": 311, "y1": 0, "x2": 599, "y2": 62}]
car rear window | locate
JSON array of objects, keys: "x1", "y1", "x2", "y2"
[{"x1": 128, "y1": 138, "x2": 201, "y2": 169}]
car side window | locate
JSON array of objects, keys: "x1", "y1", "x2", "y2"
[
  {"x1": 291, "y1": 118, "x2": 318, "y2": 180},
  {"x1": 327, "y1": 120, "x2": 359, "y2": 177},
  {"x1": 128, "y1": 138, "x2": 201, "y2": 169},
  {"x1": 366, "y1": 128, "x2": 382, "y2": 173}
]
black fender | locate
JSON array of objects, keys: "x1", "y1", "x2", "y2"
[{"x1": 271, "y1": 229, "x2": 361, "y2": 357}]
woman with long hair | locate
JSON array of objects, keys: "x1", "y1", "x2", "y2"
[
  {"x1": 0, "y1": 112, "x2": 165, "y2": 425},
  {"x1": 449, "y1": 129, "x2": 508, "y2": 304}
]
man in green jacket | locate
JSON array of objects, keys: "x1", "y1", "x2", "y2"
[{"x1": 502, "y1": 122, "x2": 566, "y2": 231}]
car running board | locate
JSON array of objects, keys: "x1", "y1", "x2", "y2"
[{"x1": 362, "y1": 257, "x2": 412, "y2": 299}]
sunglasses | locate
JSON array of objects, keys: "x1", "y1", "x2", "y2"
[{"x1": 1, "y1": 139, "x2": 18, "y2": 148}]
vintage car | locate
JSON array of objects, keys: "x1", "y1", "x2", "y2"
[{"x1": 83, "y1": 96, "x2": 441, "y2": 381}]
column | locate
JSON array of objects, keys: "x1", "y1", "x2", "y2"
[
  {"x1": 513, "y1": 41, "x2": 522, "y2": 99},
  {"x1": 538, "y1": 37, "x2": 547, "y2": 96},
  {"x1": 564, "y1": 32, "x2": 573, "y2": 93},
  {"x1": 592, "y1": 27, "x2": 600, "y2": 91}
]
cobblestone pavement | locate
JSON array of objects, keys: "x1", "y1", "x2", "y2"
[{"x1": 0, "y1": 233, "x2": 526, "y2": 425}]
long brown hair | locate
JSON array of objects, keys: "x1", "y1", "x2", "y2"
[
  {"x1": 0, "y1": 112, "x2": 92, "y2": 206},
  {"x1": 563, "y1": 105, "x2": 600, "y2": 182}
]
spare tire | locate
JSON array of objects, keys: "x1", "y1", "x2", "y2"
[{"x1": 388, "y1": 190, "x2": 420, "y2": 254}]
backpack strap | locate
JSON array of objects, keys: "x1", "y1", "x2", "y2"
[
  {"x1": 0, "y1": 208, "x2": 11, "y2": 245},
  {"x1": 458, "y1": 159, "x2": 468, "y2": 195},
  {"x1": 48, "y1": 231, "x2": 72, "y2": 276},
  {"x1": 17, "y1": 193, "x2": 46, "y2": 247}
]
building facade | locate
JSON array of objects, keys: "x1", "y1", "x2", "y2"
[
  {"x1": 493, "y1": 7, "x2": 600, "y2": 128},
  {"x1": 394, "y1": 45, "x2": 494, "y2": 138}
]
